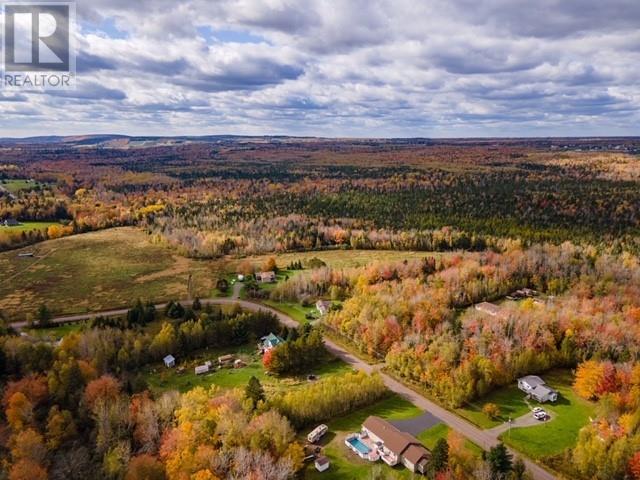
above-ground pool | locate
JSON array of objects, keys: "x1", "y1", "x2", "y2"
[{"x1": 346, "y1": 436, "x2": 371, "y2": 455}]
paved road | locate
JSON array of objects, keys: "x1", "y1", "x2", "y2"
[{"x1": 11, "y1": 299, "x2": 556, "y2": 480}]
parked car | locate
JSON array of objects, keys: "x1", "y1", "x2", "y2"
[
  {"x1": 532, "y1": 407, "x2": 544, "y2": 414},
  {"x1": 533, "y1": 410, "x2": 547, "y2": 421}
]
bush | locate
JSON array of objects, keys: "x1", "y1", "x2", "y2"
[{"x1": 482, "y1": 402, "x2": 501, "y2": 420}]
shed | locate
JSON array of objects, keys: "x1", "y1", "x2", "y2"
[
  {"x1": 314, "y1": 456, "x2": 330, "y2": 472},
  {"x1": 194, "y1": 364, "x2": 210, "y2": 375},
  {"x1": 163, "y1": 355, "x2": 176, "y2": 368}
]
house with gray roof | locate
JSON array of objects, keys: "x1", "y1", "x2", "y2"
[{"x1": 518, "y1": 375, "x2": 558, "y2": 403}]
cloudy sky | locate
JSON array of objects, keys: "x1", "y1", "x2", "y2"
[{"x1": 1, "y1": 0, "x2": 639, "y2": 137}]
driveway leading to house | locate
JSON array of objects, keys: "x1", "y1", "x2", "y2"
[{"x1": 488, "y1": 411, "x2": 556, "y2": 436}]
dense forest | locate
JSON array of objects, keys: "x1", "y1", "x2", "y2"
[{"x1": 2, "y1": 138, "x2": 640, "y2": 254}]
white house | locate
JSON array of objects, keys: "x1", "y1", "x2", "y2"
[
  {"x1": 163, "y1": 355, "x2": 176, "y2": 368},
  {"x1": 316, "y1": 300, "x2": 331, "y2": 316},
  {"x1": 314, "y1": 456, "x2": 330, "y2": 472},
  {"x1": 518, "y1": 375, "x2": 558, "y2": 403}
]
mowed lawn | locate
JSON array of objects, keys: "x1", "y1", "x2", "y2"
[
  {"x1": 143, "y1": 345, "x2": 353, "y2": 395},
  {"x1": 417, "y1": 424, "x2": 483, "y2": 456},
  {"x1": 0, "y1": 227, "x2": 226, "y2": 320},
  {"x1": 500, "y1": 371, "x2": 595, "y2": 459},
  {"x1": 455, "y1": 383, "x2": 532, "y2": 429},
  {"x1": 262, "y1": 299, "x2": 318, "y2": 324}
]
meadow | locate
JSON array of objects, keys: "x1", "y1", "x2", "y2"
[
  {"x1": 0, "y1": 221, "x2": 60, "y2": 234},
  {"x1": 0, "y1": 227, "x2": 224, "y2": 320}
]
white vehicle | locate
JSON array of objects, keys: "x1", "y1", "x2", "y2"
[
  {"x1": 532, "y1": 407, "x2": 544, "y2": 414},
  {"x1": 533, "y1": 410, "x2": 547, "y2": 421},
  {"x1": 307, "y1": 424, "x2": 328, "y2": 443}
]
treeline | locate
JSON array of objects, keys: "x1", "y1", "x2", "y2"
[
  {"x1": 1, "y1": 306, "x2": 279, "y2": 377},
  {"x1": 271, "y1": 371, "x2": 388, "y2": 428}
]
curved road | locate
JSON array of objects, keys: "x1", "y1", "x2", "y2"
[{"x1": 11, "y1": 298, "x2": 556, "y2": 480}]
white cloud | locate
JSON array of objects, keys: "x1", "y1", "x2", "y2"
[{"x1": 1, "y1": 0, "x2": 639, "y2": 136}]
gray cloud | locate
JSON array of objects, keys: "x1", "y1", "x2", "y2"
[{"x1": 0, "y1": 0, "x2": 638, "y2": 137}]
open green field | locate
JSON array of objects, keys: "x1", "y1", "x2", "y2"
[
  {"x1": 417, "y1": 424, "x2": 483, "y2": 456},
  {"x1": 239, "y1": 249, "x2": 455, "y2": 271},
  {"x1": 143, "y1": 344, "x2": 352, "y2": 395},
  {"x1": 262, "y1": 299, "x2": 318, "y2": 324},
  {"x1": 500, "y1": 371, "x2": 595, "y2": 460},
  {"x1": 25, "y1": 322, "x2": 85, "y2": 339},
  {"x1": 0, "y1": 221, "x2": 60, "y2": 234},
  {"x1": 0, "y1": 179, "x2": 44, "y2": 193},
  {"x1": 0, "y1": 227, "x2": 225, "y2": 320},
  {"x1": 455, "y1": 383, "x2": 532, "y2": 429},
  {"x1": 0, "y1": 226, "x2": 452, "y2": 321}
]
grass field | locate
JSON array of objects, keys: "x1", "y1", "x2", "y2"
[
  {"x1": 25, "y1": 322, "x2": 85, "y2": 339},
  {"x1": 0, "y1": 221, "x2": 60, "y2": 234},
  {"x1": 455, "y1": 383, "x2": 532, "y2": 429},
  {"x1": 0, "y1": 226, "x2": 453, "y2": 321},
  {"x1": 143, "y1": 345, "x2": 352, "y2": 395},
  {"x1": 239, "y1": 249, "x2": 454, "y2": 271},
  {"x1": 263, "y1": 299, "x2": 318, "y2": 324},
  {"x1": 500, "y1": 371, "x2": 595, "y2": 460},
  {"x1": 417, "y1": 424, "x2": 483, "y2": 455},
  {"x1": 0, "y1": 228, "x2": 225, "y2": 320},
  {"x1": 0, "y1": 179, "x2": 44, "y2": 193}
]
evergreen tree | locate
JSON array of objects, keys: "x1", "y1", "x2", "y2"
[
  {"x1": 245, "y1": 376, "x2": 265, "y2": 409},
  {"x1": 36, "y1": 304, "x2": 52, "y2": 328},
  {"x1": 429, "y1": 438, "x2": 449, "y2": 475},
  {"x1": 486, "y1": 443, "x2": 513, "y2": 479}
]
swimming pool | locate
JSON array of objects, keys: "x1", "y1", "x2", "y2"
[{"x1": 346, "y1": 436, "x2": 371, "y2": 455}]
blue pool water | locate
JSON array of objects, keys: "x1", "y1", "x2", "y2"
[{"x1": 347, "y1": 437, "x2": 371, "y2": 455}]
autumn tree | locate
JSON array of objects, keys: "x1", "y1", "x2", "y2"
[
  {"x1": 482, "y1": 403, "x2": 501, "y2": 420},
  {"x1": 574, "y1": 360, "x2": 606, "y2": 400},
  {"x1": 125, "y1": 454, "x2": 166, "y2": 480}
]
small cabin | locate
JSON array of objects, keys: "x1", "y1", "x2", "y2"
[{"x1": 163, "y1": 355, "x2": 176, "y2": 368}]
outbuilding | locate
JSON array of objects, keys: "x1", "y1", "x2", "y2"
[
  {"x1": 314, "y1": 456, "x2": 330, "y2": 472},
  {"x1": 163, "y1": 355, "x2": 176, "y2": 368}
]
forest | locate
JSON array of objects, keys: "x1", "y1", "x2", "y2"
[
  {"x1": 2, "y1": 137, "x2": 640, "y2": 255},
  {"x1": 2, "y1": 137, "x2": 640, "y2": 480}
]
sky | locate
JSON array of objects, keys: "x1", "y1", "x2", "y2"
[{"x1": 1, "y1": 0, "x2": 639, "y2": 138}]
